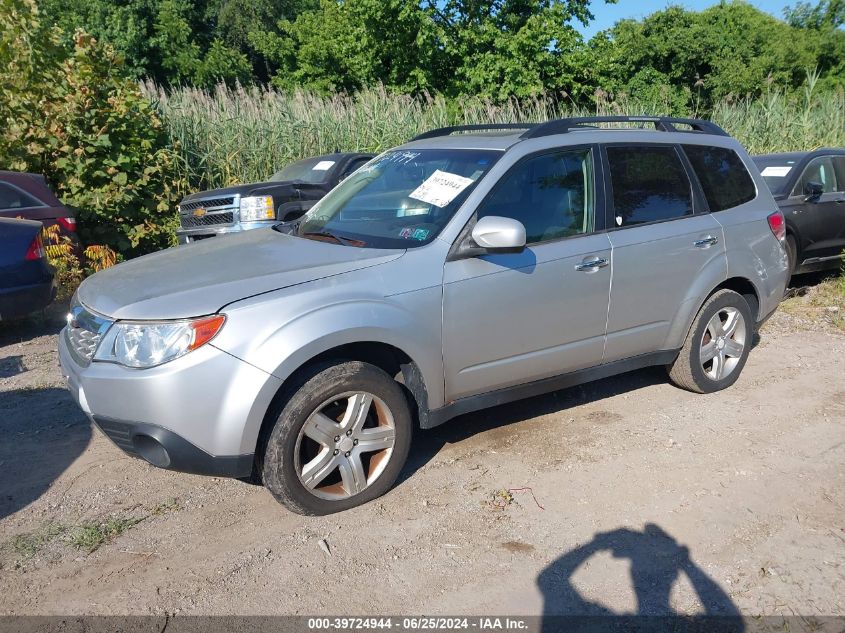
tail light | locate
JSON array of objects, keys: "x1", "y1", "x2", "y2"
[
  {"x1": 767, "y1": 211, "x2": 786, "y2": 242},
  {"x1": 25, "y1": 233, "x2": 45, "y2": 260},
  {"x1": 57, "y1": 217, "x2": 77, "y2": 232}
]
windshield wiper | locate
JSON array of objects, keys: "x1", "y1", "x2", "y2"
[{"x1": 300, "y1": 231, "x2": 363, "y2": 247}]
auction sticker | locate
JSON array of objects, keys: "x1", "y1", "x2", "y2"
[
  {"x1": 409, "y1": 170, "x2": 474, "y2": 208},
  {"x1": 761, "y1": 165, "x2": 791, "y2": 177},
  {"x1": 312, "y1": 160, "x2": 336, "y2": 171}
]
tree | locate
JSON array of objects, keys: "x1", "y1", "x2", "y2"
[
  {"x1": 1, "y1": 0, "x2": 183, "y2": 255},
  {"x1": 252, "y1": 0, "x2": 611, "y2": 100},
  {"x1": 588, "y1": 2, "x2": 827, "y2": 111},
  {"x1": 38, "y1": 0, "x2": 282, "y2": 86},
  {"x1": 251, "y1": 0, "x2": 445, "y2": 94},
  {"x1": 785, "y1": 0, "x2": 844, "y2": 28},
  {"x1": 425, "y1": 0, "x2": 605, "y2": 100}
]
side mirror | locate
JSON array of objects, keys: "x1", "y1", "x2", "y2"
[
  {"x1": 804, "y1": 181, "x2": 824, "y2": 201},
  {"x1": 470, "y1": 216, "x2": 526, "y2": 252}
]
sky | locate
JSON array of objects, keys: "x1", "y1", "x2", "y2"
[{"x1": 577, "y1": 0, "x2": 795, "y2": 39}]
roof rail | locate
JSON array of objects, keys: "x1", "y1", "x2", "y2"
[
  {"x1": 411, "y1": 123, "x2": 536, "y2": 141},
  {"x1": 520, "y1": 116, "x2": 729, "y2": 139}
]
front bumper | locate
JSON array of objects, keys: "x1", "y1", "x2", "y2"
[
  {"x1": 58, "y1": 327, "x2": 283, "y2": 477},
  {"x1": 176, "y1": 221, "x2": 276, "y2": 245},
  {"x1": 92, "y1": 417, "x2": 255, "y2": 477}
]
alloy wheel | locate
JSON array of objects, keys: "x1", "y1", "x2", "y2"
[
  {"x1": 700, "y1": 306, "x2": 746, "y2": 381},
  {"x1": 294, "y1": 391, "x2": 396, "y2": 500}
]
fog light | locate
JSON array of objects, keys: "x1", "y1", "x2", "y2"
[{"x1": 133, "y1": 434, "x2": 171, "y2": 468}]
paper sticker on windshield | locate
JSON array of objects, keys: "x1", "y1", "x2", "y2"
[
  {"x1": 409, "y1": 170, "x2": 474, "y2": 208},
  {"x1": 411, "y1": 228, "x2": 430, "y2": 241},
  {"x1": 761, "y1": 166, "x2": 791, "y2": 177},
  {"x1": 312, "y1": 160, "x2": 336, "y2": 171}
]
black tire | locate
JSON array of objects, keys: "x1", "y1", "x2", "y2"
[
  {"x1": 668, "y1": 289, "x2": 754, "y2": 394},
  {"x1": 262, "y1": 361, "x2": 412, "y2": 515},
  {"x1": 784, "y1": 233, "x2": 797, "y2": 286}
]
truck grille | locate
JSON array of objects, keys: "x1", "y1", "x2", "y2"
[
  {"x1": 180, "y1": 211, "x2": 234, "y2": 229},
  {"x1": 180, "y1": 197, "x2": 235, "y2": 211},
  {"x1": 65, "y1": 299, "x2": 113, "y2": 366}
]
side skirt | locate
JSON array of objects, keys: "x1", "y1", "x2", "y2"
[{"x1": 424, "y1": 350, "x2": 680, "y2": 429}]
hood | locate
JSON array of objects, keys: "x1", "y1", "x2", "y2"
[
  {"x1": 78, "y1": 228, "x2": 404, "y2": 320},
  {"x1": 180, "y1": 180, "x2": 325, "y2": 203}
]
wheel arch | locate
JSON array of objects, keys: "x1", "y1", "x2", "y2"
[
  {"x1": 250, "y1": 340, "x2": 432, "y2": 481},
  {"x1": 665, "y1": 273, "x2": 763, "y2": 353}
]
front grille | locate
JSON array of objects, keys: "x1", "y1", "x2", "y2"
[
  {"x1": 65, "y1": 299, "x2": 113, "y2": 367},
  {"x1": 94, "y1": 418, "x2": 139, "y2": 456},
  {"x1": 67, "y1": 327, "x2": 100, "y2": 363},
  {"x1": 180, "y1": 211, "x2": 234, "y2": 229},
  {"x1": 179, "y1": 197, "x2": 235, "y2": 211}
]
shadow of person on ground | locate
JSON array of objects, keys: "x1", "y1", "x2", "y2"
[
  {"x1": 0, "y1": 387, "x2": 91, "y2": 521},
  {"x1": 537, "y1": 524, "x2": 744, "y2": 632}
]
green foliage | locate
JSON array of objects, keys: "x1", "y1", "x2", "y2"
[
  {"x1": 785, "y1": 0, "x2": 844, "y2": 28},
  {"x1": 6, "y1": 523, "x2": 67, "y2": 559},
  {"x1": 0, "y1": 0, "x2": 184, "y2": 256},
  {"x1": 67, "y1": 516, "x2": 144, "y2": 553},
  {"x1": 252, "y1": 0, "x2": 603, "y2": 99},
  {"x1": 587, "y1": 2, "x2": 840, "y2": 111},
  {"x1": 147, "y1": 79, "x2": 845, "y2": 193},
  {"x1": 38, "y1": 0, "x2": 314, "y2": 86}
]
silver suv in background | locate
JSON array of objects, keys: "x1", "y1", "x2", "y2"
[{"x1": 60, "y1": 117, "x2": 788, "y2": 515}]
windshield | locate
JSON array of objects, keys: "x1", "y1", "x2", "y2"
[
  {"x1": 270, "y1": 156, "x2": 338, "y2": 184},
  {"x1": 290, "y1": 149, "x2": 501, "y2": 248},
  {"x1": 753, "y1": 156, "x2": 800, "y2": 194}
]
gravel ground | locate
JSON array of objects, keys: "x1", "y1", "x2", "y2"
[{"x1": 0, "y1": 281, "x2": 843, "y2": 619}]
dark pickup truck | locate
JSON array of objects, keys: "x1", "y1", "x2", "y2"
[{"x1": 176, "y1": 152, "x2": 374, "y2": 244}]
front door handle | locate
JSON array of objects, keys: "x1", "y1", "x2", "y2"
[
  {"x1": 693, "y1": 236, "x2": 719, "y2": 248},
  {"x1": 575, "y1": 257, "x2": 609, "y2": 272}
]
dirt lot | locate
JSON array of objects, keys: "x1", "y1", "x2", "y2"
[{"x1": 0, "y1": 277, "x2": 843, "y2": 619}]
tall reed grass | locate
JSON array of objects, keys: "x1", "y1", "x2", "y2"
[{"x1": 142, "y1": 80, "x2": 845, "y2": 191}]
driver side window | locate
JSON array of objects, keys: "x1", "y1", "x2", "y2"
[
  {"x1": 792, "y1": 156, "x2": 838, "y2": 196},
  {"x1": 476, "y1": 148, "x2": 595, "y2": 244}
]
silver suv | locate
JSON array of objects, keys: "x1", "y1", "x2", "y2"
[{"x1": 59, "y1": 117, "x2": 789, "y2": 515}]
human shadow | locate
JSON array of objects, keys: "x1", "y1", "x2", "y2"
[
  {"x1": 537, "y1": 524, "x2": 744, "y2": 632},
  {"x1": 0, "y1": 387, "x2": 91, "y2": 520}
]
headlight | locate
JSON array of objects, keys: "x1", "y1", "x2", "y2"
[
  {"x1": 94, "y1": 315, "x2": 226, "y2": 368},
  {"x1": 239, "y1": 195, "x2": 274, "y2": 222}
]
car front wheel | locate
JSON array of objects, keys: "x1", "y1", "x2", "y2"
[
  {"x1": 262, "y1": 361, "x2": 412, "y2": 515},
  {"x1": 668, "y1": 289, "x2": 753, "y2": 394}
]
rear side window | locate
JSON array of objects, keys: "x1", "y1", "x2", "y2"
[
  {"x1": 683, "y1": 145, "x2": 756, "y2": 212},
  {"x1": 606, "y1": 145, "x2": 693, "y2": 227},
  {"x1": 0, "y1": 182, "x2": 41, "y2": 211}
]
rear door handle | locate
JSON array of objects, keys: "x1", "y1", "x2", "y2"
[
  {"x1": 575, "y1": 257, "x2": 609, "y2": 272},
  {"x1": 693, "y1": 236, "x2": 719, "y2": 248}
]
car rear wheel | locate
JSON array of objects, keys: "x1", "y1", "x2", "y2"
[
  {"x1": 668, "y1": 289, "x2": 753, "y2": 394},
  {"x1": 262, "y1": 361, "x2": 412, "y2": 515}
]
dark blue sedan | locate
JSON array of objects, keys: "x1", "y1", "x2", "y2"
[{"x1": 0, "y1": 218, "x2": 56, "y2": 320}]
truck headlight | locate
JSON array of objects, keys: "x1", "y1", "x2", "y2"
[
  {"x1": 94, "y1": 315, "x2": 226, "y2": 368},
  {"x1": 239, "y1": 195, "x2": 275, "y2": 222}
]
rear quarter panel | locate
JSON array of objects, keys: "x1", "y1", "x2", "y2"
[{"x1": 715, "y1": 145, "x2": 789, "y2": 321}]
